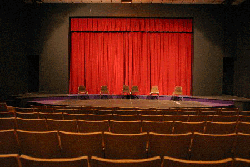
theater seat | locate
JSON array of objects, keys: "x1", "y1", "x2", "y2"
[
  {"x1": 59, "y1": 131, "x2": 104, "y2": 158},
  {"x1": 104, "y1": 132, "x2": 147, "y2": 159},
  {"x1": 90, "y1": 156, "x2": 162, "y2": 167},
  {"x1": 20, "y1": 154, "x2": 88, "y2": 167},
  {"x1": 17, "y1": 130, "x2": 61, "y2": 158},
  {"x1": 0, "y1": 154, "x2": 20, "y2": 167},
  {"x1": 163, "y1": 156, "x2": 233, "y2": 167}
]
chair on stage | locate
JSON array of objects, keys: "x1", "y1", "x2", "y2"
[
  {"x1": 78, "y1": 85, "x2": 88, "y2": 94},
  {"x1": 122, "y1": 85, "x2": 130, "y2": 99},
  {"x1": 130, "y1": 86, "x2": 139, "y2": 99},
  {"x1": 122, "y1": 85, "x2": 130, "y2": 95},
  {"x1": 100, "y1": 86, "x2": 109, "y2": 99},
  {"x1": 172, "y1": 86, "x2": 183, "y2": 101},
  {"x1": 150, "y1": 86, "x2": 159, "y2": 99}
]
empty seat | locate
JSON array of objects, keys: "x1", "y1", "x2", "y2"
[
  {"x1": 234, "y1": 157, "x2": 250, "y2": 167},
  {"x1": 239, "y1": 111, "x2": 250, "y2": 116},
  {"x1": 163, "y1": 115, "x2": 189, "y2": 122},
  {"x1": 77, "y1": 120, "x2": 109, "y2": 133},
  {"x1": 60, "y1": 131, "x2": 104, "y2": 158},
  {"x1": 16, "y1": 118, "x2": 48, "y2": 131},
  {"x1": 173, "y1": 121, "x2": 205, "y2": 134},
  {"x1": 16, "y1": 107, "x2": 38, "y2": 113},
  {"x1": 0, "y1": 112, "x2": 15, "y2": 118},
  {"x1": 141, "y1": 115, "x2": 164, "y2": 121},
  {"x1": 205, "y1": 122, "x2": 237, "y2": 134},
  {"x1": 16, "y1": 112, "x2": 39, "y2": 119},
  {"x1": 142, "y1": 121, "x2": 174, "y2": 134},
  {"x1": 188, "y1": 115, "x2": 212, "y2": 122},
  {"x1": 91, "y1": 156, "x2": 162, "y2": 167},
  {"x1": 47, "y1": 119, "x2": 78, "y2": 132},
  {"x1": 110, "y1": 120, "x2": 141, "y2": 134},
  {"x1": 239, "y1": 116, "x2": 250, "y2": 122},
  {"x1": 63, "y1": 114, "x2": 90, "y2": 120},
  {"x1": 0, "y1": 130, "x2": 19, "y2": 154},
  {"x1": 113, "y1": 110, "x2": 138, "y2": 115},
  {"x1": 17, "y1": 130, "x2": 61, "y2": 158},
  {"x1": 39, "y1": 112, "x2": 63, "y2": 120},
  {"x1": 163, "y1": 156, "x2": 233, "y2": 167},
  {"x1": 20, "y1": 154, "x2": 88, "y2": 167},
  {"x1": 148, "y1": 132, "x2": 192, "y2": 159},
  {"x1": 199, "y1": 110, "x2": 217, "y2": 115},
  {"x1": 87, "y1": 114, "x2": 113, "y2": 121},
  {"x1": 0, "y1": 154, "x2": 20, "y2": 167},
  {"x1": 233, "y1": 133, "x2": 250, "y2": 159},
  {"x1": 112, "y1": 115, "x2": 140, "y2": 121},
  {"x1": 0, "y1": 117, "x2": 16, "y2": 130},
  {"x1": 190, "y1": 132, "x2": 236, "y2": 160},
  {"x1": 104, "y1": 132, "x2": 147, "y2": 159},
  {"x1": 237, "y1": 122, "x2": 250, "y2": 134},
  {"x1": 212, "y1": 115, "x2": 239, "y2": 122}
]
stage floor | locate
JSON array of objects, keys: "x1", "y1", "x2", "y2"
[{"x1": 52, "y1": 99, "x2": 212, "y2": 108}]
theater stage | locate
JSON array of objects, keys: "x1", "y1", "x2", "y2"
[{"x1": 14, "y1": 93, "x2": 244, "y2": 109}]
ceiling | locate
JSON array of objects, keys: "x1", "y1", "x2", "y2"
[{"x1": 24, "y1": 0, "x2": 246, "y2": 5}]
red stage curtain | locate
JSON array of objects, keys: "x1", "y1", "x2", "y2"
[{"x1": 70, "y1": 18, "x2": 192, "y2": 95}]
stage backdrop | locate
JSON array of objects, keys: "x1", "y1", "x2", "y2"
[{"x1": 70, "y1": 18, "x2": 193, "y2": 95}]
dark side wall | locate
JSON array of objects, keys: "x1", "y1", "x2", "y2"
[
  {"x1": 1, "y1": 2, "x2": 240, "y2": 98},
  {"x1": 234, "y1": 3, "x2": 250, "y2": 98}
]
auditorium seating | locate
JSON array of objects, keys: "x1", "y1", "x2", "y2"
[
  {"x1": 90, "y1": 155, "x2": 162, "y2": 167},
  {"x1": 20, "y1": 154, "x2": 89, "y2": 167},
  {"x1": 110, "y1": 120, "x2": 142, "y2": 134},
  {"x1": 236, "y1": 122, "x2": 250, "y2": 134},
  {"x1": 2, "y1": 105, "x2": 250, "y2": 166},
  {"x1": 0, "y1": 117, "x2": 16, "y2": 130},
  {"x1": 16, "y1": 118, "x2": 48, "y2": 131},
  {"x1": 60, "y1": 131, "x2": 104, "y2": 158},
  {"x1": 0, "y1": 130, "x2": 19, "y2": 154},
  {"x1": 0, "y1": 154, "x2": 20, "y2": 167},
  {"x1": 233, "y1": 158, "x2": 250, "y2": 167},
  {"x1": 190, "y1": 132, "x2": 236, "y2": 160},
  {"x1": 163, "y1": 156, "x2": 233, "y2": 167},
  {"x1": 104, "y1": 132, "x2": 147, "y2": 159},
  {"x1": 77, "y1": 120, "x2": 109, "y2": 133},
  {"x1": 233, "y1": 133, "x2": 250, "y2": 159},
  {"x1": 142, "y1": 121, "x2": 174, "y2": 134},
  {"x1": 2, "y1": 154, "x2": 250, "y2": 167},
  {"x1": 204, "y1": 122, "x2": 237, "y2": 134},
  {"x1": 46, "y1": 119, "x2": 78, "y2": 132},
  {"x1": 173, "y1": 121, "x2": 205, "y2": 134},
  {"x1": 148, "y1": 132, "x2": 192, "y2": 159},
  {"x1": 17, "y1": 130, "x2": 61, "y2": 158}
]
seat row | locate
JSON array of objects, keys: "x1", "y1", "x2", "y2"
[
  {"x1": 1, "y1": 154, "x2": 250, "y2": 167},
  {"x1": 1, "y1": 117, "x2": 250, "y2": 134},
  {"x1": 3, "y1": 111, "x2": 250, "y2": 122},
  {"x1": 17, "y1": 106, "x2": 244, "y2": 115},
  {"x1": 1, "y1": 129, "x2": 250, "y2": 160},
  {"x1": 0, "y1": 154, "x2": 250, "y2": 167}
]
